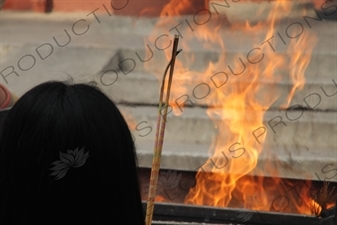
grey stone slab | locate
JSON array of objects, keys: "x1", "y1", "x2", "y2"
[
  {"x1": 115, "y1": 48, "x2": 336, "y2": 77},
  {"x1": 108, "y1": 71, "x2": 337, "y2": 111},
  {"x1": 132, "y1": 107, "x2": 337, "y2": 181},
  {"x1": 0, "y1": 10, "x2": 335, "y2": 51},
  {"x1": 106, "y1": 9, "x2": 337, "y2": 85},
  {"x1": 3, "y1": 11, "x2": 335, "y2": 110},
  {"x1": 2, "y1": 42, "x2": 336, "y2": 112},
  {"x1": 120, "y1": 105, "x2": 337, "y2": 154},
  {"x1": 135, "y1": 140, "x2": 336, "y2": 182},
  {"x1": 0, "y1": 43, "x2": 119, "y2": 96}
]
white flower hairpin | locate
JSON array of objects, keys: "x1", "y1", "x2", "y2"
[{"x1": 50, "y1": 147, "x2": 90, "y2": 180}]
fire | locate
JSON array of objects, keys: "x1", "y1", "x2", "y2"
[
  {"x1": 154, "y1": 195, "x2": 168, "y2": 203},
  {"x1": 144, "y1": 0, "x2": 322, "y2": 215}
]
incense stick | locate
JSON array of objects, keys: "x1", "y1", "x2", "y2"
[{"x1": 145, "y1": 35, "x2": 180, "y2": 225}]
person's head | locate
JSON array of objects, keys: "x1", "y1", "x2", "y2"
[{"x1": 0, "y1": 81, "x2": 145, "y2": 224}]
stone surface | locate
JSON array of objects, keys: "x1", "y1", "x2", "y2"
[
  {"x1": 1, "y1": 12, "x2": 336, "y2": 110},
  {"x1": 105, "y1": 71, "x2": 337, "y2": 111},
  {"x1": 121, "y1": 105, "x2": 337, "y2": 181},
  {"x1": 0, "y1": 11, "x2": 336, "y2": 182}
]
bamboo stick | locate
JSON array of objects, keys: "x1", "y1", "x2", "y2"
[{"x1": 145, "y1": 34, "x2": 180, "y2": 225}]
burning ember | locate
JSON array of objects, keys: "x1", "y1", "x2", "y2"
[{"x1": 142, "y1": 0, "x2": 335, "y2": 216}]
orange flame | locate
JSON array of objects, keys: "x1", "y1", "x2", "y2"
[{"x1": 145, "y1": 0, "x2": 319, "y2": 215}]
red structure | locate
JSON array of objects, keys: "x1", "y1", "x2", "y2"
[
  {"x1": 0, "y1": 0, "x2": 278, "y2": 16},
  {"x1": 2, "y1": 0, "x2": 171, "y2": 15},
  {"x1": 2, "y1": 0, "x2": 324, "y2": 16}
]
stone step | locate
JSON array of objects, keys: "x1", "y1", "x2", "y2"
[
  {"x1": 122, "y1": 104, "x2": 336, "y2": 182},
  {"x1": 112, "y1": 45, "x2": 336, "y2": 81},
  {"x1": 1, "y1": 12, "x2": 335, "y2": 110},
  {"x1": 125, "y1": 105, "x2": 337, "y2": 181},
  {"x1": 118, "y1": 106, "x2": 337, "y2": 157},
  {"x1": 2, "y1": 42, "x2": 336, "y2": 111},
  {"x1": 135, "y1": 140, "x2": 336, "y2": 182},
  {"x1": 107, "y1": 71, "x2": 337, "y2": 111}
]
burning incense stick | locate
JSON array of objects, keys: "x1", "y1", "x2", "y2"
[{"x1": 145, "y1": 34, "x2": 180, "y2": 225}]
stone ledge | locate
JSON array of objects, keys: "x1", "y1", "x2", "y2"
[
  {"x1": 109, "y1": 71, "x2": 337, "y2": 111},
  {"x1": 1, "y1": 12, "x2": 335, "y2": 110},
  {"x1": 1, "y1": 41, "x2": 336, "y2": 110},
  {"x1": 2, "y1": 43, "x2": 335, "y2": 81},
  {"x1": 115, "y1": 47, "x2": 336, "y2": 80},
  {"x1": 120, "y1": 106, "x2": 337, "y2": 151},
  {"x1": 135, "y1": 140, "x2": 336, "y2": 182}
]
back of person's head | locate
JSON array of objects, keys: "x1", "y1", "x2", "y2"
[{"x1": 0, "y1": 81, "x2": 145, "y2": 225}]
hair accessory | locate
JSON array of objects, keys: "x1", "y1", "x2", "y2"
[{"x1": 50, "y1": 147, "x2": 90, "y2": 180}]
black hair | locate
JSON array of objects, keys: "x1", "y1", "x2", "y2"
[{"x1": 0, "y1": 81, "x2": 145, "y2": 224}]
